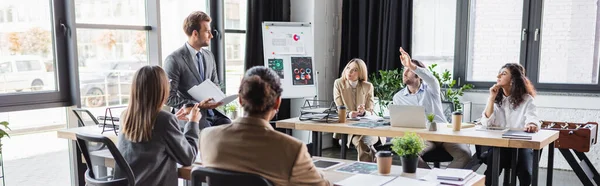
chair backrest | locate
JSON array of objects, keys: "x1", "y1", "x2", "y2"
[
  {"x1": 441, "y1": 101, "x2": 455, "y2": 123},
  {"x1": 191, "y1": 166, "x2": 273, "y2": 186},
  {"x1": 76, "y1": 133, "x2": 135, "y2": 186},
  {"x1": 73, "y1": 108, "x2": 100, "y2": 127}
]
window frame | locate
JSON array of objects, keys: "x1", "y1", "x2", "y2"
[
  {"x1": 0, "y1": 1, "x2": 73, "y2": 112},
  {"x1": 215, "y1": 0, "x2": 247, "y2": 93},
  {"x1": 454, "y1": 0, "x2": 600, "y2": 93}
]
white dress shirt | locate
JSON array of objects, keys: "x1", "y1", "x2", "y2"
[
  {"x1": 392, "y1": 67, "x2": 447, "y2": 123},
  {"x1": 480, "y1": 94, "x2": 540, "y2": 129}
]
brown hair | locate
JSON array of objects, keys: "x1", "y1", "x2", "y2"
[
  {"x1": 238, "y1": 66, "x2": 283, "y2": 115},
  {"x1": 495, "y1": 63, "x2": 537, "y2": 109},
  {"x1": 183, "y1": 11, "x2": 211, "y2": 37},
  {"x1": 121, "y1": 66, "x2": 170, "y2": 142},
  {"x1": 341, "y1": 58, "x2": 368, "y2": 82}
]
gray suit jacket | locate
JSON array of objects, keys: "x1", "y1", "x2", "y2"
[
  {"x1": 116, "y1": 110, "x2": 204, "y2": 186},
  {"x1": 163, "y1": 44, "x2": 220, "y2": 117}
]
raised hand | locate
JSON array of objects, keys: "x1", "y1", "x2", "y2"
[{"x1": 399, "y1": 47, "x2": 415, "y2": 70}]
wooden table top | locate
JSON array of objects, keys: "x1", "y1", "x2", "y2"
[{"x1": 276, "y1": 117, "x2": 558, "y2": 149}]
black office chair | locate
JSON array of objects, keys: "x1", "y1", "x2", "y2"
[
  {"x1": 191, "y1": 166, "x2": 273, "y2": 186},
  {"x1": 76, "y1": 133, "x2": 135, "y2": 186},
  {"x1": 72, "y1": 108, "x2": 101, "y2": 127}
]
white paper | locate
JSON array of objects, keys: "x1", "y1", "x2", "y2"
[
  {"x1": 269, "y1": 33, "x2": 306, "y2": 55},
  {"x1": 384, "y1": 176, "x2": 437, "y2": 186},
  {"x1": 419, "y1": 169, "x2": 478, "y2": 186},
  {"x1": 358, "y1": 115, "x2": 384, "y2": 121},
  {"x1": 335, "y1": 174, "x2": 396, "y2": 186},
  {"x1": 187, "y1": 81, "x2": 238, "y2": 105}
]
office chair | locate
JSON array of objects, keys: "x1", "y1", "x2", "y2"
[
  {"x1": 76, "y1": 133, "x2": 135, "y2": 186},
  {"x1": 191, "y1": 166, "x2": 273, "y2": 186}
]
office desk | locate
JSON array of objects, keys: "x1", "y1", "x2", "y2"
[
  {"x1": 275, "y1": 118, "x2": 559, "y2": 186},
  {"x1": 57, "y1": 126, "x2": 485, "y2": 185}
]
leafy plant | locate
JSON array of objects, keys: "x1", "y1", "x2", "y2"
[
  {"x1": 369, "y1": 69, "x2": 404, "y2": 117},
  {"x1": 224, "y1": 103, "x2": 238, "y2": 114},
  {"x1": 426, "y1": 113, "x2": 435, "y2": 123},
  {"x1": 427, "y1": 64, "x2": 474, "y2": 110},
  {"x1": 391, "y1": 132, "x2": 424, "y2": 157},
  {"x1": 0, "y1": 121, "x2": 10, "y2": 153}
]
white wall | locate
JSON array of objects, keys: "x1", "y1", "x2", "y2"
[
  {"x1": 289, "y1": 0, "x2": 341, "y2": 149},
  {"x1": 462, "y1": 91, "x2": 600, "y2": 170}
]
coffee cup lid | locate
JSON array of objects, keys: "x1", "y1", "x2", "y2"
[
  {"x1": 338, "y1": 105, "x2": 346, "y2": 109},
  {"x1": 452, "y1": 111, "x2": 463, "y2": 115},
  {"x1": 376, "y1": 151, "x2": 393, "y2": 157}
]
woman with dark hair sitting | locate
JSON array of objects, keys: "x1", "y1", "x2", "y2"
[
  {"x1": 480, "y1": 63, "x2": 539, "y2": 186},
  {"x1": 199, "y1": 66, "x2": 331, "y2": 186}
]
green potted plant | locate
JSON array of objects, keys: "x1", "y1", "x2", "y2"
[
  {"x1": 224, "y1": 103, "x2": 238, "y2": 120},
  {"x1": 0, "y1": 121, "x2": 9, "y2": 153},
  {"x1": 427, "y1": 64, "x2": 474, "y2": 111},
  {"x1": 369, "y1": 69, "x2": 404, "y2": 117},
  {"x1": 391, "y1": 132, "x2": 424, "y2": 173},
  {"x1": 427, "y1": 113, "x2": 437, "y2": 131}
]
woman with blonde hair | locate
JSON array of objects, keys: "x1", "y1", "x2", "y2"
[
  {"x1": 333, "y1": 58, "x2": 385, "y2": 162},
  {"x1": 115, "y1": 65, "x2": 207, "y2": 186}
]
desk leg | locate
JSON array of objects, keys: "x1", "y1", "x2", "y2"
[
  {"x1": 547, "y1": 142, "x2": 554, "y2": 186},
  {"x1": 311, "y1": 131, "x2": 319, "y2": 157},
  {"x1": 492, "y1": 147, "x2": 500, "y2": 186},
  {"x1": 340, "y1": 134, "x2": 348, "y2": 159},
  {"x1": 532, "y1": 149, "x2": 540, "y2": 186},
  {"x1": 317, "y1": 131, "x2": 323, "y2": 156},
  {"x1": 285, "y1": 129, "x2": 292, "y2": 136},
  {"x1": 510, "y1": 148, "x2": 518, "y2": 186}
]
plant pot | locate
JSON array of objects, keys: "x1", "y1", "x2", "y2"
[
  {"x1": 401, "y1": 155, "x2": 418, "y2": 173},
  {"x1": 228, "y1": 110, "x2": 238, "y2": 120},
  {"x1": 428, "y1": 121, "x2": 437, "y2": 131}
]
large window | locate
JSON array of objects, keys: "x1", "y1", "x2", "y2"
[
  {"x1": 74, "y1": 0, "x2": 150, "y2": 112},
  {"x1": 412, "y1": 0, "x2": 457, "y2": 75},
  {"x1": 455, "y1": 0, "x2": 600, "y2": 92},
  {"x1": 224, "y1": 0, "x2": 247, "y2": 95}
]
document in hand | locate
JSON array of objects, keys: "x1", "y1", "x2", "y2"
[{"x1": 187, "y1": 81, "x2": 238, "y2": 105}]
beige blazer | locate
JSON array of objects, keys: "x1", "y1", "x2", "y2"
[
  {"x1": 199, "y1": 117, "x2": 332, "y2": 186},
  {"x1": 332, "y1": 78, "x2": 385, "y2": 146}
]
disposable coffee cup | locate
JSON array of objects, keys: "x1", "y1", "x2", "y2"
[
  {"x1": 452, "y1": 111, "x2": 463, "y2": 131},
  {"x1": 338, "y1": 106, "x2": 347, "y2": 123},
  {"x1": 376, "y1": 151, "x2": 393, "y2": 175}
]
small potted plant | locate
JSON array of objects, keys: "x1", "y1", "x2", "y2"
[
  {"x1": 427, "y1": 113, "x2": 437, "y2": 131},
  {"x1": 391, "y1": 132, "x2": 424, "y2": 173},
  {"x1": 224, "y1": 103, "x2": 238, "y2": 120}
]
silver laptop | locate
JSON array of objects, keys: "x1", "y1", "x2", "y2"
[{"x1": 388, "y1": 105, "x2": 426, "y2": 128}]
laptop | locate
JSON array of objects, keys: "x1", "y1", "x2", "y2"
[{"x1": 388, "y1": 105, "x2": 426, "y2": 128}]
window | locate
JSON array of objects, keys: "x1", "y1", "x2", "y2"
[
  {"x1": 159, "y1": 0, "x2": 208, "y2": 61},
  {"x1": 412, "y1": 0, "x2": 457, "y2": 75},
  {"x1": 538, "y1": 0, "x2": 600, "y2": 84},
  {"x1": 74, "y1": 0, "x2": 150, "y2": 110},
  {"x1": 0, "y1": 62, "x2": 12, "y2": 73},
  {"x1": 466, "y1": 0, "x2": 525, "y2": 82},
  {"x1": 224, "y1": 0, "x2": 247, "y2": 95},
  {"x1": 15, "y1": 60, "x2": 42, "y2": 71},
  {"x1": 455, "y1": 0, "x2": 600, "y2": 92}
]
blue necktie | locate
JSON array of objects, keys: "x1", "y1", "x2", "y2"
[{"x1": 196, "y1": 52, "x2": 214, "y2": 117}]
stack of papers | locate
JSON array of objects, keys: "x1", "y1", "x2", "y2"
[
  {"x1": 187, "y1": 81, "x2": 238, "y2": 105},
  {"x1": 335, "y1": 174, "x2": 396, "y2": 186},
  {"x1": 502, "y1": 130, "x2": 534, "y2": 140}
]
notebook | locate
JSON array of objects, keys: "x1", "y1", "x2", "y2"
[
  {"x1": 435, "y1": 168, "x2": 474, "y2": 181},
  {"x1": 502, "y1": 130, "x2": 534, "y2": 140}
]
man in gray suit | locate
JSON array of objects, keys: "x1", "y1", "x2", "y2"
[{"x1": 163, "y1": 11, "x2": 231, "y2": 127}]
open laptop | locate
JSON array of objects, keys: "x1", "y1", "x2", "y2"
[{"x1": 388, "y1": 105, "x2": 426, "y2": 128}]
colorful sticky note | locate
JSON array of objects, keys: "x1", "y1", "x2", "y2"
[{"x1": 266, "y1": 26, "x2": 269, "y2": 29}]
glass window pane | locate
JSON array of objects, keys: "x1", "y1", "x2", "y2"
[
  {"x1": 74, "y1": 0, "x2": 146, "y2": 25},
  {"x1": 76, "y1": 29, "x2": 148, "y2": 109},
  {"x1": 412, "y1": 0, "x2": 456, "y2": 75},
  {"x1": 538, "y1": 0, "x2": 600, "y2": 84},
  {"x1": 467, "y1": 0, "x2": 524, "y2": 82},
  {"x1": 0, "y1": 2, "x2": 57, "y2": 94},
  {"x1": 160, "y1": 0, "x2": 208, "y2": 60},
  {"x1": 225, "y1": 33, "x2": 245, "y2": 95},
  {"x1": 0, "y1": 107, "x2": 69, "y2": 186},
  {"x1": 225, "y1": 0, "x2": 246, "y2": 30}
]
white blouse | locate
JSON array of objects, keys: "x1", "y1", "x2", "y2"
[{"x1": 480, "y1": 94, "x2": 540, "y2": 129}]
